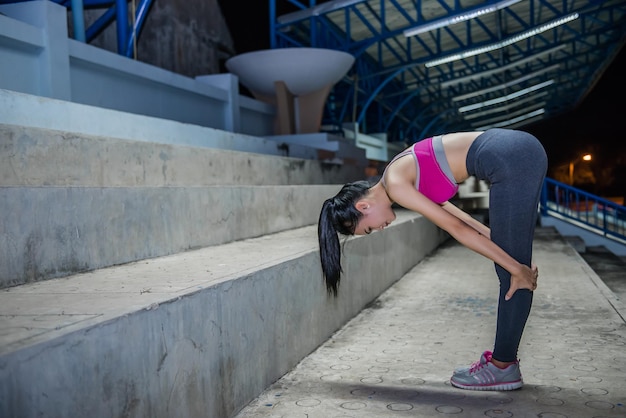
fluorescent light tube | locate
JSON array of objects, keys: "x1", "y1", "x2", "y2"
[
  {"x1": 458, "y1": 80, "x2": 554, "y2": 113},
  {"x1": 452, "y1": 64, "x2": 559, "y2": 101},
  {"x1": 425, "y1": 13, "x2": 579, "y2": 68},
  {"x1": 404, "y1": 0, "x2": 522, "y2": 37},
  {"x1": 440, "y1": 45, "x2": 566, "y2": 88}
]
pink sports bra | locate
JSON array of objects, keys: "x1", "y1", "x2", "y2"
[{"x1": 382, "y1": 136, "x2": 458, "y2": 204}]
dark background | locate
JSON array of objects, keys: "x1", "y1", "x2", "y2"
[{"x1": 218, "y1": 1, "x2": 626, "y2": 198}]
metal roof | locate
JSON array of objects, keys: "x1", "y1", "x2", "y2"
[{"x1": 269, "y1": 0, "x2": 626, "y2": 143}]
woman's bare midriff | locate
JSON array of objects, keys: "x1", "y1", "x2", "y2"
[{"x1": 441, "y1": 131, "x2": 484, "y2": 183}]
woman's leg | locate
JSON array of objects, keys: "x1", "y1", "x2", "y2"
[{"x1": 468, "y1": 129, "x2": 547, "y2": 362}]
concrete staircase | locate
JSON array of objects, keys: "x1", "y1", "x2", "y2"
[{"x1": 0, "y1": 93, "x2": 448, "y2": 417}]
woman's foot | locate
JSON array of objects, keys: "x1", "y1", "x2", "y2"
[{"x1": 450, "y1": 351, "x2": 523, "y2": 391}]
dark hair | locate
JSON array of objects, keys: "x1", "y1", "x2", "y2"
[{"x1": 318, "y1": 180, "x2": 371, "y2": 296}]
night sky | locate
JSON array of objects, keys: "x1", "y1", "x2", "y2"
[
  {"x1": 218, "y1": 1, "x2": 626, "y2": 195},
  {"x1": 525, "y1": 47, "x2": 626, "y2": 164}
]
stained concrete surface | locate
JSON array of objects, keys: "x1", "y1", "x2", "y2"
[
  {"x1": 234, "y1": 227, "x2": 626, "y2": 418},
  {"x1": 579, "y1": 245, "x2": 626, "y2": 302}
]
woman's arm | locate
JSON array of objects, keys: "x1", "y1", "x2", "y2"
[
  {"x1": 388, "y1": 183, "x2": 536, "y2": 300},
  {"x1": 441, "y1": 201, "x2": 490, "y2": 239}
]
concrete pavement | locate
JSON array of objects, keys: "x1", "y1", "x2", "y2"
[{"x1": 235, "y1": 227, "x2": 626, "y2": 418}]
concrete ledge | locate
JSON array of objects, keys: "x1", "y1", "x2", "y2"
[
  {"x1": 0, "y1": 89, "x2": 308, "y2": 159},
  {"x1": 564, "y1": 235, "x2": 586, "y2": 253},
  {"x1": 0, "y1": 124, "x2": 364, "y2": 187},
  {"x1": 0, "y1": 185, "x2": 344, "y2": 287},
  {"x1": 0, "y1": 210, "x2": 448, "y2": 418},
  {"x1": 263, "y1": 132, "x2": 368, "y2": 167},
  {"x1": 541, "y1": 215, "x2": 626, "y2": 256}
]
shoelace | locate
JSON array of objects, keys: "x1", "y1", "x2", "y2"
[{"x1": 469, "y1": 359, "x2": 487, "y2": 374}]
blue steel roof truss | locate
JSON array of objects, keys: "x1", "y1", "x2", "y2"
[
  {"x1": 271, "y1": 0, "x2": 626, "y2": 144},
  {"x1": 0, "y1": 0, "x2": 155, "y2": 58}
]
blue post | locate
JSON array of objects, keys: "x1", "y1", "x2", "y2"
[
  {"x1": 125, "y1": 0, "x2": 155, "y2": 57},
  {"x1": 116, "y1": 0, "x2": 128, "y2": 55},
  {"x1": 70, "y1": 0, "x2": 86, "y2": 42},
  {"x1": 269, "y1": 0, "x2": 276, "y2": 49}
]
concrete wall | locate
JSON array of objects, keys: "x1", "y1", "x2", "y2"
[
  {"x1": 78, "y1": 0, "x2": 236, "y2": 77},
  {"x1": 0, "y1": 211, "x2": 447, "y2": 418},
  {"x1": 0, "y1": 0, "x2": 273, "y2": 137}
]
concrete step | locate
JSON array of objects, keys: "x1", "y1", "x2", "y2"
[
  {"x1": 0, "y1": 209, "x2": 448, "y2": 418},
  {"x1": 0, "y1": 124, "x2": 364, "y2": 187},
  {"x1": 0, "y1": 183, "x2": 340, "y2": 288},
  {"x1": 0, "y1": 88, "x2": 369, "y2": 171},
  {"x1": 578, "y1": 245, "x2": 626, "y2": 300},
  {"x1": 263, "y1": 132, "x2": 369, "y2": 167},
  {"x1": 0, "y1": 123, "x2": 366, "y2": 288}
]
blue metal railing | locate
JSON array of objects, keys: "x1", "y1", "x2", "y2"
[
  {"x1": 540, "y1": 178, "x2": 626, "y2": 244},
  {"x1": 0, "y1": 0, "x2": 154, "y2": 57}
]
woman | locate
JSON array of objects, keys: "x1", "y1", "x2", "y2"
[{"x1": 318, "y1": 128, "x2": 547, "y2": 391}]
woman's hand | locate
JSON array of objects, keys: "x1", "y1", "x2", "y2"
[{"x1": 505, "y1": 263, "x2": 539, "y2": 301}]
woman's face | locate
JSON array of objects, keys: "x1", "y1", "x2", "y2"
[{"x1": 353, "y1": 202, "x2": 396, "y2": 235}]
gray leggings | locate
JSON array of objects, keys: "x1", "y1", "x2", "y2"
[{"x1": 466, "y1": 128, "x2": 548, "y2": 362}]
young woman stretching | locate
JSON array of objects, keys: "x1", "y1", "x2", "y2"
[{"x1": 317, "y1": 128, "x2": 547, "y2": 391}]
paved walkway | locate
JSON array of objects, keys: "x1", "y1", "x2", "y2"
[{"x1": 235, "y1": 227, "x2": 626, "y2": 418}]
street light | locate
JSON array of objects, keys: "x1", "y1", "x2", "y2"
[{"x1": 569, "y1": 153, "x2": 592, "y2": 185}]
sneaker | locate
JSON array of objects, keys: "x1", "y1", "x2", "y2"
[
  {"x1": 450, "y1": 351, "x2": 523, "y2": 391},
  {"x1": 453, "y1": 350, "x2": 492, "y2": 375}
]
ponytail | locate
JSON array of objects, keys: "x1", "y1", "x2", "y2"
[{"x1": 318, "y1": 180, "x2": 371, "y2": 296}]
